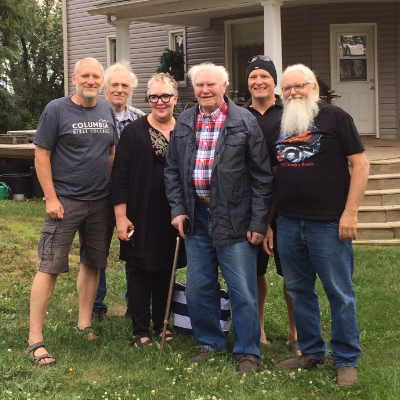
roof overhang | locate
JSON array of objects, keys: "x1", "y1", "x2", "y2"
[{"x1": 88, "y1": 0, "x2": 396, "y2": 28}]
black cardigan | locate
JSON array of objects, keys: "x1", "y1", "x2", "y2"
[{"x1": 111, "y1": 116, "x2": 158, "y2": 260}]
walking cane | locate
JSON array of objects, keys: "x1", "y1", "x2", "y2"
[{"x1": 159, "y1": 219, "x2": 190, "y2": 359}]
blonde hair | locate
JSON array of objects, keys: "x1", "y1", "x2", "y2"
[
  {"x1": 104, "y1": 61, "x2": 138, "y2": 95},
  {"x1": 281, "y1": 64, "x2": 319, "y2": 98},
  {"x1": 187, "y1": 62, "x2": 230, "y2": 87},
  {"x1": 146, "y1": 72, "x2": 178, "y2": 96}
]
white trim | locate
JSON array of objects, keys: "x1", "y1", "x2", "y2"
[
  {"x1": 224, "y1": 16, "x2": 264, "y2": 95},
  {"x1": 330, "y1": 23, "x2": 379, "y2": 138},
  {"x1": 168, "y1": 28, "x2": 187, "y2": 87},
  {"x1": 62, "y1": 0, "x2": 68, "y2": 96},
  {"x1": 106, "y1": 34, "x2": 117, "y2": 68}
]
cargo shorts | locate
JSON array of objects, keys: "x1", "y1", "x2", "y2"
[{"x1": 38, "y1": 196, "x2": 113, "y2": 274}]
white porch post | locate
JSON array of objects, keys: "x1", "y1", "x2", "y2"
[
  {"x1": 115, "y1": 19, "x2": 131, "y2": 62},
  {"x1": 114, "y1": 19, "x2": 131, "y2": 105},
  {"x1": 261, "y1": 0, "x2": 283, "y2": 92}
]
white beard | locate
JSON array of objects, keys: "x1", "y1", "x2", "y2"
[{"x1": 281, "y1": 94, "x2": 320, "y2": 136}]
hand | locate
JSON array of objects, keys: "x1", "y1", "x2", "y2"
[
  {"x1": 262, "y1": 225, "x2": 274, "y2": 256},
  {"x1": 171, "y1": 215, "x2": 190, "y2": 239},
  {"x1": 339, "y1": 210, "x2": 358, "y2": 241},
  {"x1": 46, "y1": 197, "x2": 64, "y2": 219},
  {"x1": 116, "y1": 216, "x2": 134, "y2": 241},
  {"x1": 246, "y1": 231, "x2": 265, "y2": 245}
]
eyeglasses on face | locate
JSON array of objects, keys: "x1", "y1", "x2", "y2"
[
  {"x1": 148, "y1": 94, "x2": 175, "y2": 103},
  {"x1": 248, "y1": 55, "x2": 273, "y2": 65},
  {"x1": 282, "y1": 82, "x2": 311, "y2": 93}
]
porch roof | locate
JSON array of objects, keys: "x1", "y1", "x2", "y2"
[{"x1": 88, "y1": 0, "x2": 392, "y2": 27}]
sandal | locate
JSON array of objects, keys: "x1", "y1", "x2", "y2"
[
  {"x1": 131, "y1": 335, "x2": 152, "y2": 348},
  {"x1": 287, "y1": 340, "x2": 301, "y2": 356},
  {"x1": 155, "y1": 329, "x2": 177, "y2": 344},
  {"x1": 25, "y1": 342, "x2": 56, "y2": 366},
  {"x1": 74, "y1": 326, "x2": 98, "y2": 340}
]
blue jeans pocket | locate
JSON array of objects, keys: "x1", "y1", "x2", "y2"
[{"x1": 326, "y1": 219, "x2": 340, "y2": 226}]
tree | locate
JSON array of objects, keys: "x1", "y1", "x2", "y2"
[
  {"x1": 0, "y1": 0, "x2": 63, "y2": 132},
  {"x1": 0, "y1": 0, "x2": 30, "y2": 66}
]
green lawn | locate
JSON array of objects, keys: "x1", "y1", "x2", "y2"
[{"x1": 0, "y1": 200, "x2": 399, "y2": 399}]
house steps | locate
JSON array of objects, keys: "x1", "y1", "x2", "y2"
[{"x1": 354, "y1": 158, "x2": 400, "y2": 245}]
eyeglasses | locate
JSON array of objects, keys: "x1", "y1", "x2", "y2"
[
  {"x1": 148, "y1": 94, "x2": 175, "y2": 103},
  {"x1": 282, "y1": 82, "x2": 311, "y2": 93},
  {"x1": 248, "y1": 55, "x2": 273, "y2": 65}
]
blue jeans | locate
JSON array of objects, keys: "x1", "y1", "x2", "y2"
[
  {"x1": 276, "y1": 215, "x2": 361, "y2": 367},
  {"x1": 93, "y1": 265, "x2": 131, "y2": 310},
  {"x1": 185, "y1": 204, "x2": 260, "y2": 362}
]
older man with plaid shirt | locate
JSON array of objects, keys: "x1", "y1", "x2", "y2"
[{"x1": 165, "y1": 63, "x2": 274, "y2": 374}]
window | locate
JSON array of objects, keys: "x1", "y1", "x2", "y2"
[
  {"x1": 168, "y1": 29, "x2": 187, "y2": 86},
  {"x1": 106, "y1": 35, "x2": 116, "y2": 68}
]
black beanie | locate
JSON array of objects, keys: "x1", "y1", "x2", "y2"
[{"x1": 246, "y1": 57, "x2": 277, "y2": 85}]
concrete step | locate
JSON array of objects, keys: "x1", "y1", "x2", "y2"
[
  {"x1": 353, "y1": 239, "x2": 400, "y2": 246},
  {"x1": 357, "y1": 222, "x2": 400, "y2": 240},
  {"x1": 366, "y1": 173, "x2": 400, "y2": 190},
  {"x1": 369, "y1": 159, "x2": 400, "y2": 175},
  {"x1": 358, "y1": 205, "x2": 400, "y2": 223},
  {"x1": 362, "y1": 188, "x2": 400, "y2": 206}
]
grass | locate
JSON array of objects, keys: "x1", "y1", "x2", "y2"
[{"x1": 0, "y1": 199, "x2": 399, "y2": 399}]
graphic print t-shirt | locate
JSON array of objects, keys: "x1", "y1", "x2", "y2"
[
  {"x1": 34, "y1": 97, "x2": 118, "y2": 200},
  {"x1": 273, "y1": 103, "x2": 365, "y2": 220}
]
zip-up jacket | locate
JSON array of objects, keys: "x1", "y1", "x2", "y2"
[{"x1": 164, "y1": 96, "x2": 274, "y2": 246}]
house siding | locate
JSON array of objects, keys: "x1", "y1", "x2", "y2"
[
  {"x1": 281, "y1": 3, "x2": 398, "y2": 139},
  {"x1": 66, "y1": 1, "x2": 398, "y2": 137}
]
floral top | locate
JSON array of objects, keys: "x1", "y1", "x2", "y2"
[{"x1": 149, "y1": 127, "x2": 169, "y2": 157}]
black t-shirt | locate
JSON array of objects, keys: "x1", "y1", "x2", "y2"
[
  {"x1": 243, "y1": 95, "x2": 282, "y2": 166},
  {"x1": 272, "y1": 103, "x2": 365, "y2": 220}
]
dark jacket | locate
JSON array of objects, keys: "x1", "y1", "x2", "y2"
[{"x1": 164, "y1": 96, "x2": 274, "y2": 246}]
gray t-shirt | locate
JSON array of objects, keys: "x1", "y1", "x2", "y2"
[{"x1": 34, "y1": 96, "x2": 118, "y2": 200}]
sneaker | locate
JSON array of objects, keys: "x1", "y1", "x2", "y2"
[
  {"x1": 190, "y1": 348, "x2": 212, "y2": 364},
  {"x1": 238, "y1": 355, "x2": 258, "y2": 374},
  {"x1": 336, "y1": 367, "x2": 358, "y2": 386},
  {"x1": 278, "y1": 355, "x2": 327, "y2": 370},
  {"x1": 91, "y1": 307, "x2": 108, "y2": 323}
]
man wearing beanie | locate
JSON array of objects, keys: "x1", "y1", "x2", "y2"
[{"x1": 243, "y1": 55, "x2": 300, "y2": 356}]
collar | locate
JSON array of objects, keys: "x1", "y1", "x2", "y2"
[{"x1": 198, "y1": 99, "x2": 228, "y2": 122}]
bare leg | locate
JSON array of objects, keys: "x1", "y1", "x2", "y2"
[
  {"x1": 77, "y1": 263, "x2": 100, "y2": 338},
  {"x1": 284, "y1": 281, "x2": 302, "y2": 356},
  {"x1": 257, "y1": 274, "x2": 268, "y2": 344},
  {"x1": 28, "y1": 271, "x2": 58, "y2": 363}
]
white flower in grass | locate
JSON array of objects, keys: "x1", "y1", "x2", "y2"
[
  {"x1": 239, "y1": 380, "x2": 244, "y2": 384},
  {"x1": 151, "y1": 390, "x2": 155, "y2": 395},
  {"x1": 298, "y1": 368, "x2": 301, "y2": 372},
  {"x1": 262, "y1": 390, "x2": 266, "y2": 395},
  {"x1": 309, "y1": 381, "x2": 313, "y2": 384},
  {"x1": 7, "y1": 349, "x2": 11, "y2": 352}
]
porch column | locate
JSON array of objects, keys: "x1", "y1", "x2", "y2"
[
  {"x1": 261, "y1": 0, "x2": 283, "y2": 92},
  {"x1": 115, "y1": 19, "x2": 131, "y2": 62}
]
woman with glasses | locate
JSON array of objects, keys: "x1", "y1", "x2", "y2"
[{"x1": 111, "y1": 73, "x2": 186, "y2": 348}]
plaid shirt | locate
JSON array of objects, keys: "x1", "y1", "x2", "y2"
[
  {"x1": 116, "y1": 105, "x2": 145, "y2": 143},
  {"x1": 192, "y1": 100, "x2": 228, "y2": 198}
]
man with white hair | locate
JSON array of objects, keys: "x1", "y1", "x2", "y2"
[
  {"x1": 92, "y1": 61, "x2": 144, "y2": 322},
  {"x1": 26, "y1": 57, "x2": 118, "y2": 365},
  {"x1": 165, "y1": 62, "x2": 274, "y2": 374},
  {"x1": 270, "y1": 64, "x2": 369, "y2": 386}
]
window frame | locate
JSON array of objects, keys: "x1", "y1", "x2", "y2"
[
  {"x1": 168, "y1": 28, "x2": 187, "y2": 87},
  {"x1": 106, "y1": 34, "x2": 117, "y2": 68}
]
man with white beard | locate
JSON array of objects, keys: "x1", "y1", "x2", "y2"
[{"x1": 267, "y1": 64, "x2": 370, "y2": 386}]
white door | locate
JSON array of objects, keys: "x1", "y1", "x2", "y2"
[{"x1": 330, "y1": 24, "x2": 377, "y2": 135}]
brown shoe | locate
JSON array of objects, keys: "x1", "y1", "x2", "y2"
[
  {"x1": 336, "y1": 367, "x2": 358, "y2": 386},
  {"x1": 238, "y1": 355, "x2": 258, "y2": 374},
  {"x1": 278, "y1": 355, "x2": 327, "y2": 370},
  {"x1": 190, "y1": 348, "x2": 212, "y2": 364}
]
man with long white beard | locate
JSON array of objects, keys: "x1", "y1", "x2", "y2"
[{"x1": 267, "y1": 64, "x2": 370, "y2": 387}]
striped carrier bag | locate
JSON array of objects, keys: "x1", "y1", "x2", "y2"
[{"x1": 171, "y1": 282, "x2": 231, "y2": 336}]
